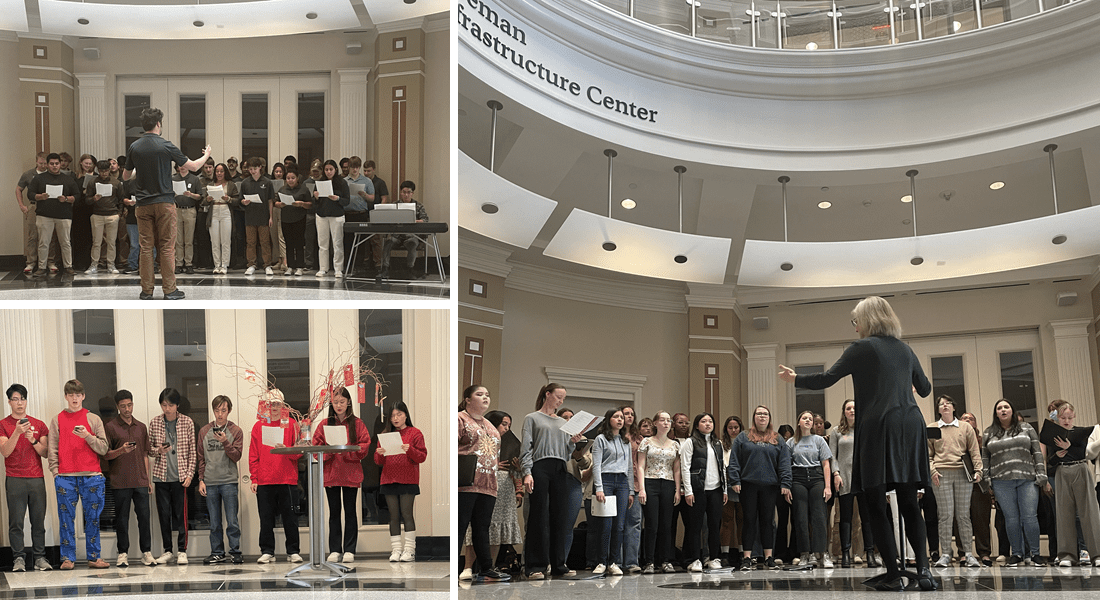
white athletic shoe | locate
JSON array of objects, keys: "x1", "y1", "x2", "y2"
[
  {"x1": 257, "y1": 554, "x2": 275, "y2": 564},
  {"x1": 109, "y1": 265, "x2": 120, "y2": 274},
  {"x1": 155, "y1": 552, "x2": 173, "y2": 564},
  {"x1": 934, "y1": 554, "x2": 952, "y2": 568},
  {"x1": 84, "y1": 267, "x2": 97, "y2": 274},
  {"x1": 177, "y1": 552, "x2": 188, "y2": 565},
  {"x1": 265, "y1": 266, "x2": 274, "y2": 275},
  {"x1": 459, "y1": 568, "x2": 473, "y2": 580},
  {"x1": 288, "y1": 554, "x2": 303, "y2": 563},
  {"x1": 706, "y1": 559, "x2": 722, "y2": 570},
  {"x1": 688, "y1": 560, "x2": 703, "y2": 573},
  {"x1": 116, "y1": 553, "x2": 128, "y2": 567},
  {"x1": 244, "y1": 266, "x2": 255, "y2": 275},
  {"x1": 334, "y1": 271, "x2": 343, "y2": 278},
  {"x1": 327, "y1": 552, "x2": 340, "y2": 562},
  {"x1": 285, "y1": 268, "x2": 294, "y2": 276},
  {"x1": 316, "y1": 270, "x2": 326, "y2": 277},
  {"x1": 592, "y1": 564, "x2": 606, "y2": 575},
  {"x1": 342, "y1": 552, "x2": 355, "y2": 563},
  {"x1": 294, "y1": 268, "x2": 304, "y2": 276},
  {"x1": 607, "y1": 564, "x2": 623, "y2": 576},
  {"x1": 142, "y1": 552, "x2": 156, "y2": 566}
]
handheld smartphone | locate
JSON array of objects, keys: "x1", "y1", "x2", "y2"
[
  {"x1": 161, "y1": 443, "x2": 171, "y2": 447},
  {"x1": 18, "y1": 418, "x2": 28, "y2": 425},
  {"x1": 126, "y1": 441, "x2": 137, "y2": 447},
  {"x1": 73, "y1": 425, "x2": 85, "y2": 433}
]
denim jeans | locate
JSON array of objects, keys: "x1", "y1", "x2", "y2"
[
  {"x1": 594, "y1": 472, "x2": 630, "y2": 567},
  {"x1": 622, "y1": 491, "x2": 642, "y2": 568},
  {"x1": 206, "y1": 483, "x2": 241, "y2": 555},
  {"x1": 990, "y1": 479, "x2": 1040, "y2": 559},
  {"x1": 562, "y1": 476, "x2": 583, "y2": 564}
]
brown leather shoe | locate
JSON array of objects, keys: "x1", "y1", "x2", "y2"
[
  {"x1": 60, "y1": 560, "x2": 74, "y2": 570},
  {"x1": 88, "y1": 558, "x2": 109, "y2": 569}
]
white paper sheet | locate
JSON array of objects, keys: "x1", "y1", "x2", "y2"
[
  {"x1": 45, "y1": 184, "x2": 63, "y2": 198},
  {"x1": 379, "y1": 432, "x2": 405, "y2": 455},
  {"x1": 315, "y1": 180, "x2": 334, "y2": 198},
  {"x1": 560, "y1": 411, "x2": 603, "y2": 437},
  {"x1": 243, "y1": 194, "x2": 261, "y2": 205},
  {"x1": 95, "y1": 183, "x2": 113, "y2": 197},
  {"x1": 349, "y1": 182, "x2": 366, "y2": 197},
  {"x1": 173, "y1": 180, "x2": 187, "y2": 196},
  {"x1": 277, "y1": 192, "x2": 296, "y2": 206},
  {"x1": 207, "y1": 185, "x2": 224, "y2": 201},
  {"x1": 261, "y1": 426, "x2": 284, "y2": 447},
  {"x1": 323, "y1": 425, "x2": 349, "y2": 446},
  {"x1": 592, "y1": 495, "x2": 617, "y2": 517}
]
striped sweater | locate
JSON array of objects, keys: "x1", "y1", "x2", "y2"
[{"x1": 981, "y1": 422, "x2": 1047, "y2": 486}]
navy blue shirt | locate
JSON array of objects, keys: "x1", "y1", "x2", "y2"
[{"x1": 125, "y1": 133, "x2": 189, "y2": 206}]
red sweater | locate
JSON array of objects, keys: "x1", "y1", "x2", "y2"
[
  {"x1": 311, "y1": 416, "x2": 371, "y2": 487},
  {"x1": 248, "y1": 419, "x2": 300, "y2": 486},
  {"x1": 373, "y1": 426, "x2": 426, "y2": 485}
]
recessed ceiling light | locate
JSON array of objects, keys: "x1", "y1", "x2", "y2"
[
  {"x1": 78, "y1": 18, "x2": 89, "y2": 25},
  {"x1": 780, "y1": 262, "x2": 794, "y2": 271},
  {"x1": 193, "y1": 20, "x2": 204, "y2": 27},
  {"x1": 1052, "y1": 234, "x2": 1067, "y2": 245},
  {"x1": 602, "y1": 242, "x2": 617, "y2": 252},
  {"x1": 818, "y1": 201, "x2": 831, "y2": 209},
  {"x1": 306, "y1": 12, "x2": 318, "y2": 19},
  {"x1": 989, "y1": 181, "x2": 1005, "y2": 190},
  {"x1": 911, "y1": 256, "x2": 924, "y2": 266},
  {"x1": 82, "y1": 351, "x2": 91, "y2": 356},
  {"x1": 900, "y1": 195, "x2": 912, "y2": 203},
  {"x1": 674, "y1": 255, "x2": 688, "y2": 264},
  {"x1": 481, "y1": 202, "x2": 499, "y2": 214},
  {"x1": 621, "y1": 199, "x2": 636, "y2": 210},
  {"x1": 404, "y1": 0, "x2": 416, "y2": 4}
]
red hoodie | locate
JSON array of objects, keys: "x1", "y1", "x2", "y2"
[
  {"x1": 372, "y1": 426, "x2": 426, "y2": 485},
  {"x1": 311, "y1": 416, "x2": 371, "y2": 487},
  {"x1": 248, "y1": 418, "x2": 300, "y2": 486}
]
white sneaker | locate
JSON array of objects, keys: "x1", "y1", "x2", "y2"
[
  {"x1": 608, "y1": 564, "x2": 623, "y2": 576},
  {"x1": 244, "y1": 266, "x2": 256, "y2": 275},
  {"x1": 706, "y1": 559, "x2": 722, "y2": 570},
  {"x1": 265, "y1": 266, "x2": 273, "y2": 275},
  {"x1": 316, "y1": 270, "x2": 326, "y2": 277},
  {"x1": 327, "y1": 552, "x2": 340, "y2": 562},
  {"x1": 288, "y1": 554, "x2": 303, "y2": 563},
  {"x1": 964, "y1": 554, "x2": 981, "y2": 568},
  {"x1": 294, "y1": 268, "x2": 304, "y2": 276},
  {"x1": 177, "y1": 552, "x2": 187, "y2": 565},
  {"x1": 142, "y1": 552, "x2": 156, "y2": 566},
  {"x1": 389, "y1": 549, "x2": 401, "y2": 562},
  {"x1": 116, "y1": 553, "x2": 128, "y2": 567},
  {"x1": 400, "y1": 549, "x2": 414, "y2": 562},
  {"x1": 109, "y1": 265, "x2": 119, "y2": 274},
  {"x1": 934, "y1": 554, "x2": 952, "y2": 568},
  {"x1": 155, "y1": 552, "x2": 173, "y2": 564},
  {"x1": 1082, "y1": 551, "x2": 1091, "y2": 566},
  {"x1": 592, "y1": 564, "x2": 606, "y2": 575},
  {"x1": 459, "y1": 567, "x2": 473, "y2": 580},
  {"x1": 688, "y1": 559, "x2": 703, "y2": 573},
  {"x1": 84, "y1": 267, "x2": 97, "y2": 274},
  {"x1": 285, "y1": 268, "x2": 294, "y2": 276},
  {"x1": 822, "y1": 553, "x2": 834, "y2": 568},
  {"x1": 342, "y1": 552, "x2": 355, "y2": 563},
  {"x1": 335, "y1": 271, "x2": 343, "y2": 278},
  {"x1": 1059, "y1": 557, "x2": 1074, "y2": 567},
  {"x1": 257, "y1": 554, "x2": 275, "y2": 564}
]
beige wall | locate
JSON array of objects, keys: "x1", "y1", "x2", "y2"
[{"x1": 495, "y1": 288, "x2": 689, "y2": 424}]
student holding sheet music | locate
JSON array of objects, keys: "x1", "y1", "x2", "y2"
[
  {"x1": 590, "y1": 408, "x2": 635, "y2": 576},
  {"x1": 274, "y1": 165, "x2": 312, "y2": 276},
  {"x1": 637, "y1": 411, "x2": 682, "y2": 574},
  {"x1": 457, "y1": 386, "x2": 510, "y2": 581},
  {"x1": 312, "y1": 159, "x2": 351, "y2": 278},
  {"x1": 927, "y1": 395, "x2": 984, "y2": 568},
  {"x1": 171, "y1": 165, "x2": 202, "y2": 275},
  {"x1": 83, "y1": 160, "x2": 124, "y2": 275},
  {"x1": 310, "y1": 388, "x2": 371, "y2": 564},
  {"x1": 203, "y1": 163, "x2": 237, "y2": 274},
  {"x1": 237, "y1": 157, "x2": 275, "y2": 276},
  {"x1": 519, "y1": 383, "x2": 586, "y2": 579},
  {"x1": 980, "y1": 399, "x2": 1047, "y2": 567},
  {"x1": 1043, "y1": 403, "x2": 1100, "y2": 567},
  {"x1": 374, "y1": 401, "x2": 426, "y2": 562},
  {"x1": 248, "y1": 392, "x2": 303, "y2": 564},
  {"x1": 269, "y1": 163, "x2": 286, "y2": 272}
]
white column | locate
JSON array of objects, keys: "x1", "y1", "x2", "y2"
[
  {"x1": 404, "y1": 309, "x2": 449, "y2": 539},
  {"x1": 338, "y1": 68, "x2": 370, "y2": 158},
  {"x1": 1050, "y1": 318, "x2": 1098, "y2": 425},
  {"x1": 76, "y1": 73, "x2": 108, "y2": 159},
  {"x1": 745, "y1": 343, "x2": 783, "y2": 423}
]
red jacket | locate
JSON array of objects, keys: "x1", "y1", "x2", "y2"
[
  {"x1": 372, "y1": 426, "x2": 426, "y2": 485},
  {"x1": 311, "y1": 416, "x2": 371, "y2": 487},
  {"x1": 248, "y1": 419, "x2": 300, "y2": 486}
]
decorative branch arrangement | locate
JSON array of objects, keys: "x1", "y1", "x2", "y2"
[{"x1": 206, "y1": 337, "x2": 387, "y2": 439}]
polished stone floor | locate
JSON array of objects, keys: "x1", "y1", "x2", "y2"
[
  {"x1": 0, "y1": 557, "x2": 449, "y2": 599},
  {"x1": 458, "y1": 564, "x2": 1100, "y2": 599},
  {"x1": 0, "y1": 269, "x2": 449, "y2": 300}
]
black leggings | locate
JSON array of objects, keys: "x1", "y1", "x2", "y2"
[
  {"x1": 326, "y1": 486, "x2": 358, "y2": 553},
  {"x1": 741, "y1": 482, "x2": 779, "y2": 551},
  {"x1": 838, "y1": 492, "x2": 875, "y2": 551},
  {"x1": 385, "y1": 494, "x2": 416, "y2": 536},
  {"x1": 642, "y1": 478, "x2": 676, "y2": 566},
  {"x1": 458, "y1": 492, "x2": 495, "y2": 572},
  {"x1": 864, "y1": 484, "x2": 927, "y2": 574},
  {"x1": 685, "y1": 487, "x2": 724, "y2": 562}
]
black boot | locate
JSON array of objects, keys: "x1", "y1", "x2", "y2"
[
  {"x1": 842, "y1": 550, "x2": 852, "y2": 568},
  {"x1": 865, "y1": 551, "x2": 881, "y2": 568},
  {"x1": 840, "y1": 522, "x2": 853, "y2": 567}
]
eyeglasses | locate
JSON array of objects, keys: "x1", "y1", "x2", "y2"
[
  {"x1": 851, "y1": 319, "x2": 858, "y2": 327},
  {"x1": 754, "y1": 412, "x2": 770, "y2": 417}
]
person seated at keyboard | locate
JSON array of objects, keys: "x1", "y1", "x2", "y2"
[{"x1": 378, "y1": 181, "x2": 428, "y2": 281}]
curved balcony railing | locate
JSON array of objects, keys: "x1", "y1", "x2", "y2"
[{"x1": 590, "y1": 0, "x2": 1079, "y2": 49}]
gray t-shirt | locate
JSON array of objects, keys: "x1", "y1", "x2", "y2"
[
  {"x1": 519, "y1": 410, "x2": 576, "y2": 477},
  {"x1": 787, "y1": 434, "x2": 832, "y2": 469},
  {"x1": 157, "y1": 419, "x2": 180, "y2": 483}
]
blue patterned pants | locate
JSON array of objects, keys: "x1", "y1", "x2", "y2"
[{"x1": 56, "y1": 474, "x2": 105, "y2": 562}]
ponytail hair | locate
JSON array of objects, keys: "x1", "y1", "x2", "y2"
[{"x1": 535, "y1": 383, "x2": 566, "y2": 410}]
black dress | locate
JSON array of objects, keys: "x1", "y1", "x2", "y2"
[{"x1": 795, "y1": 335, "x2": 931, "y2": 493}]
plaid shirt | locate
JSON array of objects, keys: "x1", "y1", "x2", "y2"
[{"x1": 149, "y1": 413, "x2": 196, "y2": 482}]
